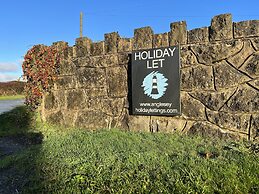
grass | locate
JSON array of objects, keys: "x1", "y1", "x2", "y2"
[
  {"x1": 0, "y1": 106, "x2": 34, "y2": 137},
  {"x1": 0, "y1": 106, "x2": 258, "y2": 193},
  {"x1": 0, "y1": 94, "x2": 25, "y2": 100}
]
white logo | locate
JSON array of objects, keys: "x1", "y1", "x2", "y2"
[{"x1": 141, "y1": 71, "x2": 168, "y2": 99}]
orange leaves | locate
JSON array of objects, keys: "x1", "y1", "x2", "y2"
[{"x1": 22, "y1": 44, "x2": 67, "y2": 110}]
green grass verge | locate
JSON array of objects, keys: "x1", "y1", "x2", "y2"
[
  {"x1": 0, "y1": 95, "x2": 25, "y2": 100},
  {"x1": 0, "y1": 107, "x2": 258, "y2": 193},
  {"x1": 0, "y1": 106, "x2": 35, "y2": 137}
]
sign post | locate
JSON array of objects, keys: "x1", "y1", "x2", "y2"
[{"x1": 131, "y1": 46, "x2": 181, "y2": 116}]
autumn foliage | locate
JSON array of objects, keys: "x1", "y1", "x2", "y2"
[
  {"x1": 0, "y1": 81, "x2": 25, "y2": 96},
  {"x1": 22, "y1": 44, "x2": 66, "y2": 110}
]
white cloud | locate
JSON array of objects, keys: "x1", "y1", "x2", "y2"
[
  {"x1": 0, "y1": 73, "x2": 20, "y2": 82},
  {"x1": 0, "y1": 61, "x2": 23, "y2": 82},
  {"x1": 0, "y1": 62, "x2": 19, "y2": 73}
]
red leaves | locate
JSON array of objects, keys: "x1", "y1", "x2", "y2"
[{"x1": 22, "y1": 44, "x2": 67, "y2": 110}]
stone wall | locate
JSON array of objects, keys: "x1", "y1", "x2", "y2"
[{"x1": 40, "y1": 14, "x2": 259, "y2": 141}]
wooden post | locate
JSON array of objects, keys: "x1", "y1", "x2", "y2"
[{"x1": 80, "y1": 12, "x2": 83, "y2": 38}]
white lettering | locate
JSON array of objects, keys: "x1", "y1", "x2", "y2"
[
  {"x1": 159, "y1": 59, "x2": 165, "y2": 67},
  {"x1": 168, "y1": 47, "x2": 176, "y2": 56},
  {"x1": 146, "y1": 60, "x2": 152, "y2": 69},
  {"x1": 135, "y1": 52, "x2": 141, "y2": 60},
  {"x1": 134, "y1": 47, "x2": 176, "y2": 61},
  {"x1": 141, "y1": 51, "x2": 148, "y2": 60},
  {"x1": 149, "y1": 50, "x2": 154, "y2": 59},
  {"x1": 146, "y1": 59, "x2": 165, "y2": 69},
  {"x1": 156, "y1": 49, "x2": 163, "y2": 58},
  {"x1": 163, "y1": 49, "x2": 170, "y2": 57},
  {"x1": 152, "y1": 59, "x2": 159, "y2": 68}
]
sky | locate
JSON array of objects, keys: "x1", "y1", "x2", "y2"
[{"x1": 0, "y1": 0, "x2": 258, "y2": 82}]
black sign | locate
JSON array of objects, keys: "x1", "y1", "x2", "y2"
[{"x1": 131, "y1": 46, "x2": 181, "y2": 116}]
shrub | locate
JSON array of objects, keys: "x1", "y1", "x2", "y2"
[{"x1": 22, "y1": 44, "x2": 66, "y2": 110}]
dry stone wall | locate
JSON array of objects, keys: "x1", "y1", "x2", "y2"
[{"x1": 41, "y1": 14, "x2": 259, "y2": 141}]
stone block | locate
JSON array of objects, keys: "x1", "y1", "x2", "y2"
[
  {"x1": 227, "y1": 41, "x2": 254, "y2": 68},
  {"x1": 182, "y1": 121, "x2": 195, "y2": 133},
  {"x1": 75, "y1": 111, "x2": 110, "y2": 129},
  {"x1": 44, "y1": 91, "x2": 58, "y2": 110},
  {"x1": 54, "y1": 76, "x2": 76, "y2": 90},
  {"x1": 74, "y1": 54, "x2": 119, "y2": 68},
  {"x1": 107, "y1": 66, "x2": 128, "y2": 97},
  {"x1": 44, "y1": 90, "x2": 66, "y2": 110},
  {"x1": 248, "y1": 78, "x2": 259, "y2": 90},
  {"x1": 169, "y1": 21, "x2": 187, "y2": 45},
  {"x1": 187, "y1": 121, "x2": 241, "y2": 140},
  {"x1": 181, "y1": 65, "x2": 214, "y2": 91},
  {"x1": 240, "y1": 52, "x2": 259, "y2": 78},
  {"x1": 222, "y1": 85, "x2": 259, "y2": 113},
  {"x1": 57, "y1": 90, "x2": 67, "y2": 108},
  {"x1": 118, "y1": 53, "x2": 130, "y2": 65},
  {"x1": 250, "y1": 114, "x2": 259, "y2": 141},
  {"x1": 116, "y1": 109, "x2": 130, "y2": 130},
  {"x1": 234, "y1": 20, "x2": 259, "y2": 38},
  {"x1": 206, "y1": 109, "x2": 250, "y2": 133},
  {"x1": 45, "y1": 110, "x2": 64, "y2": 125},
  {"x1": 84, "y1": 87, "x2": 108, "y2": 98},
  {"x1": 85, "y1": 98, "x2": 106, "y2": 112},
  {"x1": 91, "y1": 41, "x2": 104, "y2": 56},
  {"x1": 210, "y1": 13, "x2": 233, "y2": 41},
  {"x1": 52, "y1": 41, "x2": 69, "y2": 59},
  {"x1": 181, "y1": 92, "x2": 206, "y2": 120},
  {"x1": 59, "y1": 60, "x2": 76, "y2": 76},
  {"x1": 150, "y1": 116, "x2": 187, "y2": 133},
  {"x1": 251, "y1": 38, "x2": 259, "y2": 51},
  {"x1": 62, "y1": 110, "x2": 78, "y2": 127},
  {"x1": 72, "y1": 46, "x2": 77, "y2": 58},
  {"x1": 66, "y1": 89, "x2": 85, "y2": 110},
  {"x1": 107, "y1": 98, "x2": 125, "y2": 116},
  {"x1": 180, "y1": 46, "x2": 198, "y2": 68},
  {"x1": 75, "y1": 37, "x2": 92, "y2": 57},
  {"x1": 128, "y1": 115, "x2": 150, "y2": 132},
  {"x1": 77, "y1": 67, "x2": 106, "y2": 88},
  {"x1": 105, "y1": 32, "x2": 120, "y2": 53},
  {"x1": 52, "y1": 41, "x2": 68, "y2": 49},
  {"x1": 188, "y1": 27, "x2": 209, "y2": 44},
  {"x1": 66, "y1": 47, "x2": 74, "y2": 60},
  {"x1": 85, "y1": 97, "x2": 124, "y2": 117},
  {"x1": 153, "y1": 33, "x2": 169, "y2": 48},
  {"x1": 133, "y1": 27, "x2": 153, "y2": 50},
  {"x1": 190, "y1": 88, "x2": 236, "y2": 111},
  {"x1": 191, "y1": 40, "x2": 243, "y2": 64},
  {"x1": 214, "y1": 61, "x2": 251, "y2": 90},
  {"x1": 93, "y1": 98, "x2": 120, "y2": 117},
  {"x1": 118, "y1": 38, "x2": 132, "y2": 52}
]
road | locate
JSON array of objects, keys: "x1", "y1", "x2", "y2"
[{"x1": 0, "y1": 99, "x2": 25, "y2": 115}]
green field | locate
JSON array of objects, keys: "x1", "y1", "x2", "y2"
[
  {"x1": 0, "y1": 95, "x2": 25, "y2": 101},
  {"x1": 0, "y1": 106, "x2": 258, "y2": 193}
]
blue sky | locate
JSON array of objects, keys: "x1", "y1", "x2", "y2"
[{"x1": 0, "y1": 0, "x2": 258, "y2": 82}]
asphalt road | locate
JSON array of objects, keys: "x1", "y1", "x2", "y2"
[{"x1": 0, "y1": 99, "x2": 25, "y2": 115}]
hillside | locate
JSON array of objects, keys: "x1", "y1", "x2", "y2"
[{"x1": 0, "y1": 81, "x2": 25, "y2": 96}]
